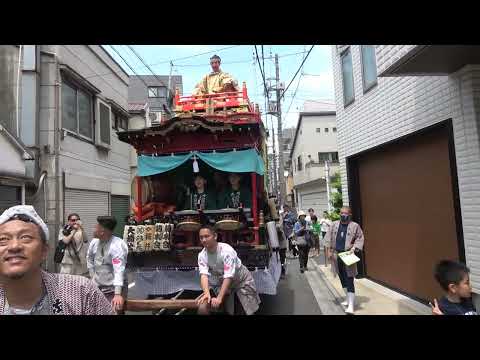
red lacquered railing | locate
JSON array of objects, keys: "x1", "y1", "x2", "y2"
[{"x1": 174, "y1": 81, "x2": 254, "y2": 113}]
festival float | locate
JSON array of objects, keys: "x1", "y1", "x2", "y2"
[{"x1": 117, "y1": 82, "x2": 281, "y2": 314}]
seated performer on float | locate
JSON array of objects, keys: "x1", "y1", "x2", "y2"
[
  {"x1": 184, "y1": 174, "x2": 216, "y2": 210},
  {"x1": 219, "y1": 173, "x2": 252, "y2": 209},
  {"x1": 193, "y1": 55, "x2": 239, "y2": 95},
  {"x1": 196, "y1": 225, "x2": 260, "y2": 315}
]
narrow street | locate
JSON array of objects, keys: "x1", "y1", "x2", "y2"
[{"x1": 257, "y1": 252, "x2": 344, "y2": 315}]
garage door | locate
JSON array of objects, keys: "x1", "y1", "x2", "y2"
[
  {"x1": 111, "y1": 195, "x2": 130, "y2": 239},
  {"x1": 0, "y1": 185, "x2": 21, "y2": 214},
  {"x1": 300, "y1": 191, "x2": 327, "y2": 215},
  {"x1": 64, "y1": 189, "x2": 110, "y2": 242},
  {"x1": 356, "y1": 123, "x2": 461, "y2": 302}
]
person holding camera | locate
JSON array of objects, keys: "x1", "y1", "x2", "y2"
[{"x1": 54, "y1": 213, "x2": 89, "y2": 277}]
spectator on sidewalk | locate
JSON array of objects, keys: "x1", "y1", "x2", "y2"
[
  {"x1": 54, "y1": 213, "x2": 89, "y2": 277},
  {"x1": 294, "y1": 211, "x2": 312, "y2": 273},
  {"x1": 325, "y1": 206, "x2": 364, "y2": 315},
  {"x1": 311, "y1": 215, "x2": 321, "y2": 257},
  {"x1": 87, "y1": 216, "x2": 128, "y2": 314},
  {"x1": 282, "y1": 204, "x2": 297, "y2": 257},
  {"x1": 306, "y1": 208, "x2": 315, "y2": 223},
  {"x1": 277, "y1": 222, "x2": 288, "y2": 279},
  {"x1": 431, "y1": 260, "x2": 477, "y2": 315},
  {"x1": 0, "y1": 205, "x2": 114, "y2": 315}
]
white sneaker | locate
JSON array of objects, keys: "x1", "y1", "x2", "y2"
[{"x1": 345, "y1": 292, "x2": 355, "y2": 314}]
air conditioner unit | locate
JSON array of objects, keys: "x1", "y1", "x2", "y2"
[{"x1": 148, "y1": 111, "x2": 162, "y2": 127}]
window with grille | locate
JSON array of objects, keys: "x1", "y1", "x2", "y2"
[{"x1": 318, "y1": 152, "x2": 339, "y2": 163}]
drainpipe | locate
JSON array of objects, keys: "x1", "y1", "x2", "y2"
[
  {"x1": 32, "y1": 171, "x2": 48, "y2": 222},
  {"x1": 54, "y1": 53, "x2": 61, "y2": 272},
  {"x1": 16, "y1": 45, "x2": 23, "y2": 138}
]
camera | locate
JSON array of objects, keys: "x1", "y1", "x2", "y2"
[{"x1": 62, "y1": 224, "x2": 74, "y2": 236}]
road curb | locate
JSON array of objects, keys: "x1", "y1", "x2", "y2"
[
  {"x1": 305, "y1": 259, "x2": 345, "y2": 315},
  {"x1": 309, "y1": 259, "x2": 345, "y2": 308}
]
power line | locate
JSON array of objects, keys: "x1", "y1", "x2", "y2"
[
  {"x1": 254, "y1": 45, "x2": 269, "y2": 103},
  {"x1": 85, "y1": 45, "x2": 241, "y2": 81},
  {"x1": 108, "y1": 45, "x2": 150, "y2": 90},
  {"x1": 279, "y1": 45, "x2": 315, "y2": 102},
  {"x1": 62, "y1": 45, "x2": 128, "y2": 102},
  {"x1": 126, "y1": 45, "x2": 173, "y2": 97},
  {"x1": 284, "y1": 47, "x2": 307, "y2": 119},
  {"x1": 149, "y1": 45, "x2": 240, "y2": 67},
  {"x1": 172, "y1": 50, "x2": 308, "y2": 68},
  {"x1": 261, "y1": 45, "x2": 265, "y2": 86},
  {"x1": 174, "y1": 59, "x2": 252, "y2": 67}
]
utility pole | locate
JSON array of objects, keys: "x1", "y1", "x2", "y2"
[
  {"x1": 275, "y1": 54, "x2": 286, "y2": 206},
  {"x1": 270, "y1": 121, "x2": 278, "y2": 195},
  {"x1": 167, "y1": 61, "x2": 173, "y2": 107}
]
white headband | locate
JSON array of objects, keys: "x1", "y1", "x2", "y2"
[{"x1": 0, "y1": 205, "x2": 49, "y2": 241}]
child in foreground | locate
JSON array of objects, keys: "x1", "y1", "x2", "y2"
[{"x1": 431, "y1": 260, "x2": 477, "y2": 315}]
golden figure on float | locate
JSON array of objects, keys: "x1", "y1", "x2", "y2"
[{"x1": 193, "y1": 55, "x2": 239, "y2": 95}]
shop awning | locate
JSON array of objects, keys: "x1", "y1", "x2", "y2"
[{"x1": 137, "y1": 148, "x2": 265, "y2": 177}]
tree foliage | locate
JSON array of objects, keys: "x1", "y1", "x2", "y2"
[{"x1": 327, "y1": 172, "x2": 343, "y2": 221}]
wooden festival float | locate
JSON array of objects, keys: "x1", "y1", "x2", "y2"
[{"x1": 117, "y1": 83, "x2": 281, "y2": 314}]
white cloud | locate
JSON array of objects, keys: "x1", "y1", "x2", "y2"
[{"x1": 299, "y1": 71, "x2": 334, "y2": 97}]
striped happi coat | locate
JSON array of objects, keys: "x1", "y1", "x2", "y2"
[{"x1": 0, "y1": 271, "x2": 115, "y2": 315}]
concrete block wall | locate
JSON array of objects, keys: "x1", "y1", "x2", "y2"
[
  {"x1": 57, "y1": 45, "x2": 131, "y2": 189},
  {"x1": 35, "y1": 45, "x2": 132, "y2": 270},
  {"x1": 331, "y1": 45, "x2": 480, "y2": 293}
]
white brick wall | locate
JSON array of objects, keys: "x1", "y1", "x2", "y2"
[
  {"x1": 375, "y1": 45, "x2": 419, "y2": 75},
  {"x1": 332, "y1": 45, "x2": 480, "y2": 293}
]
